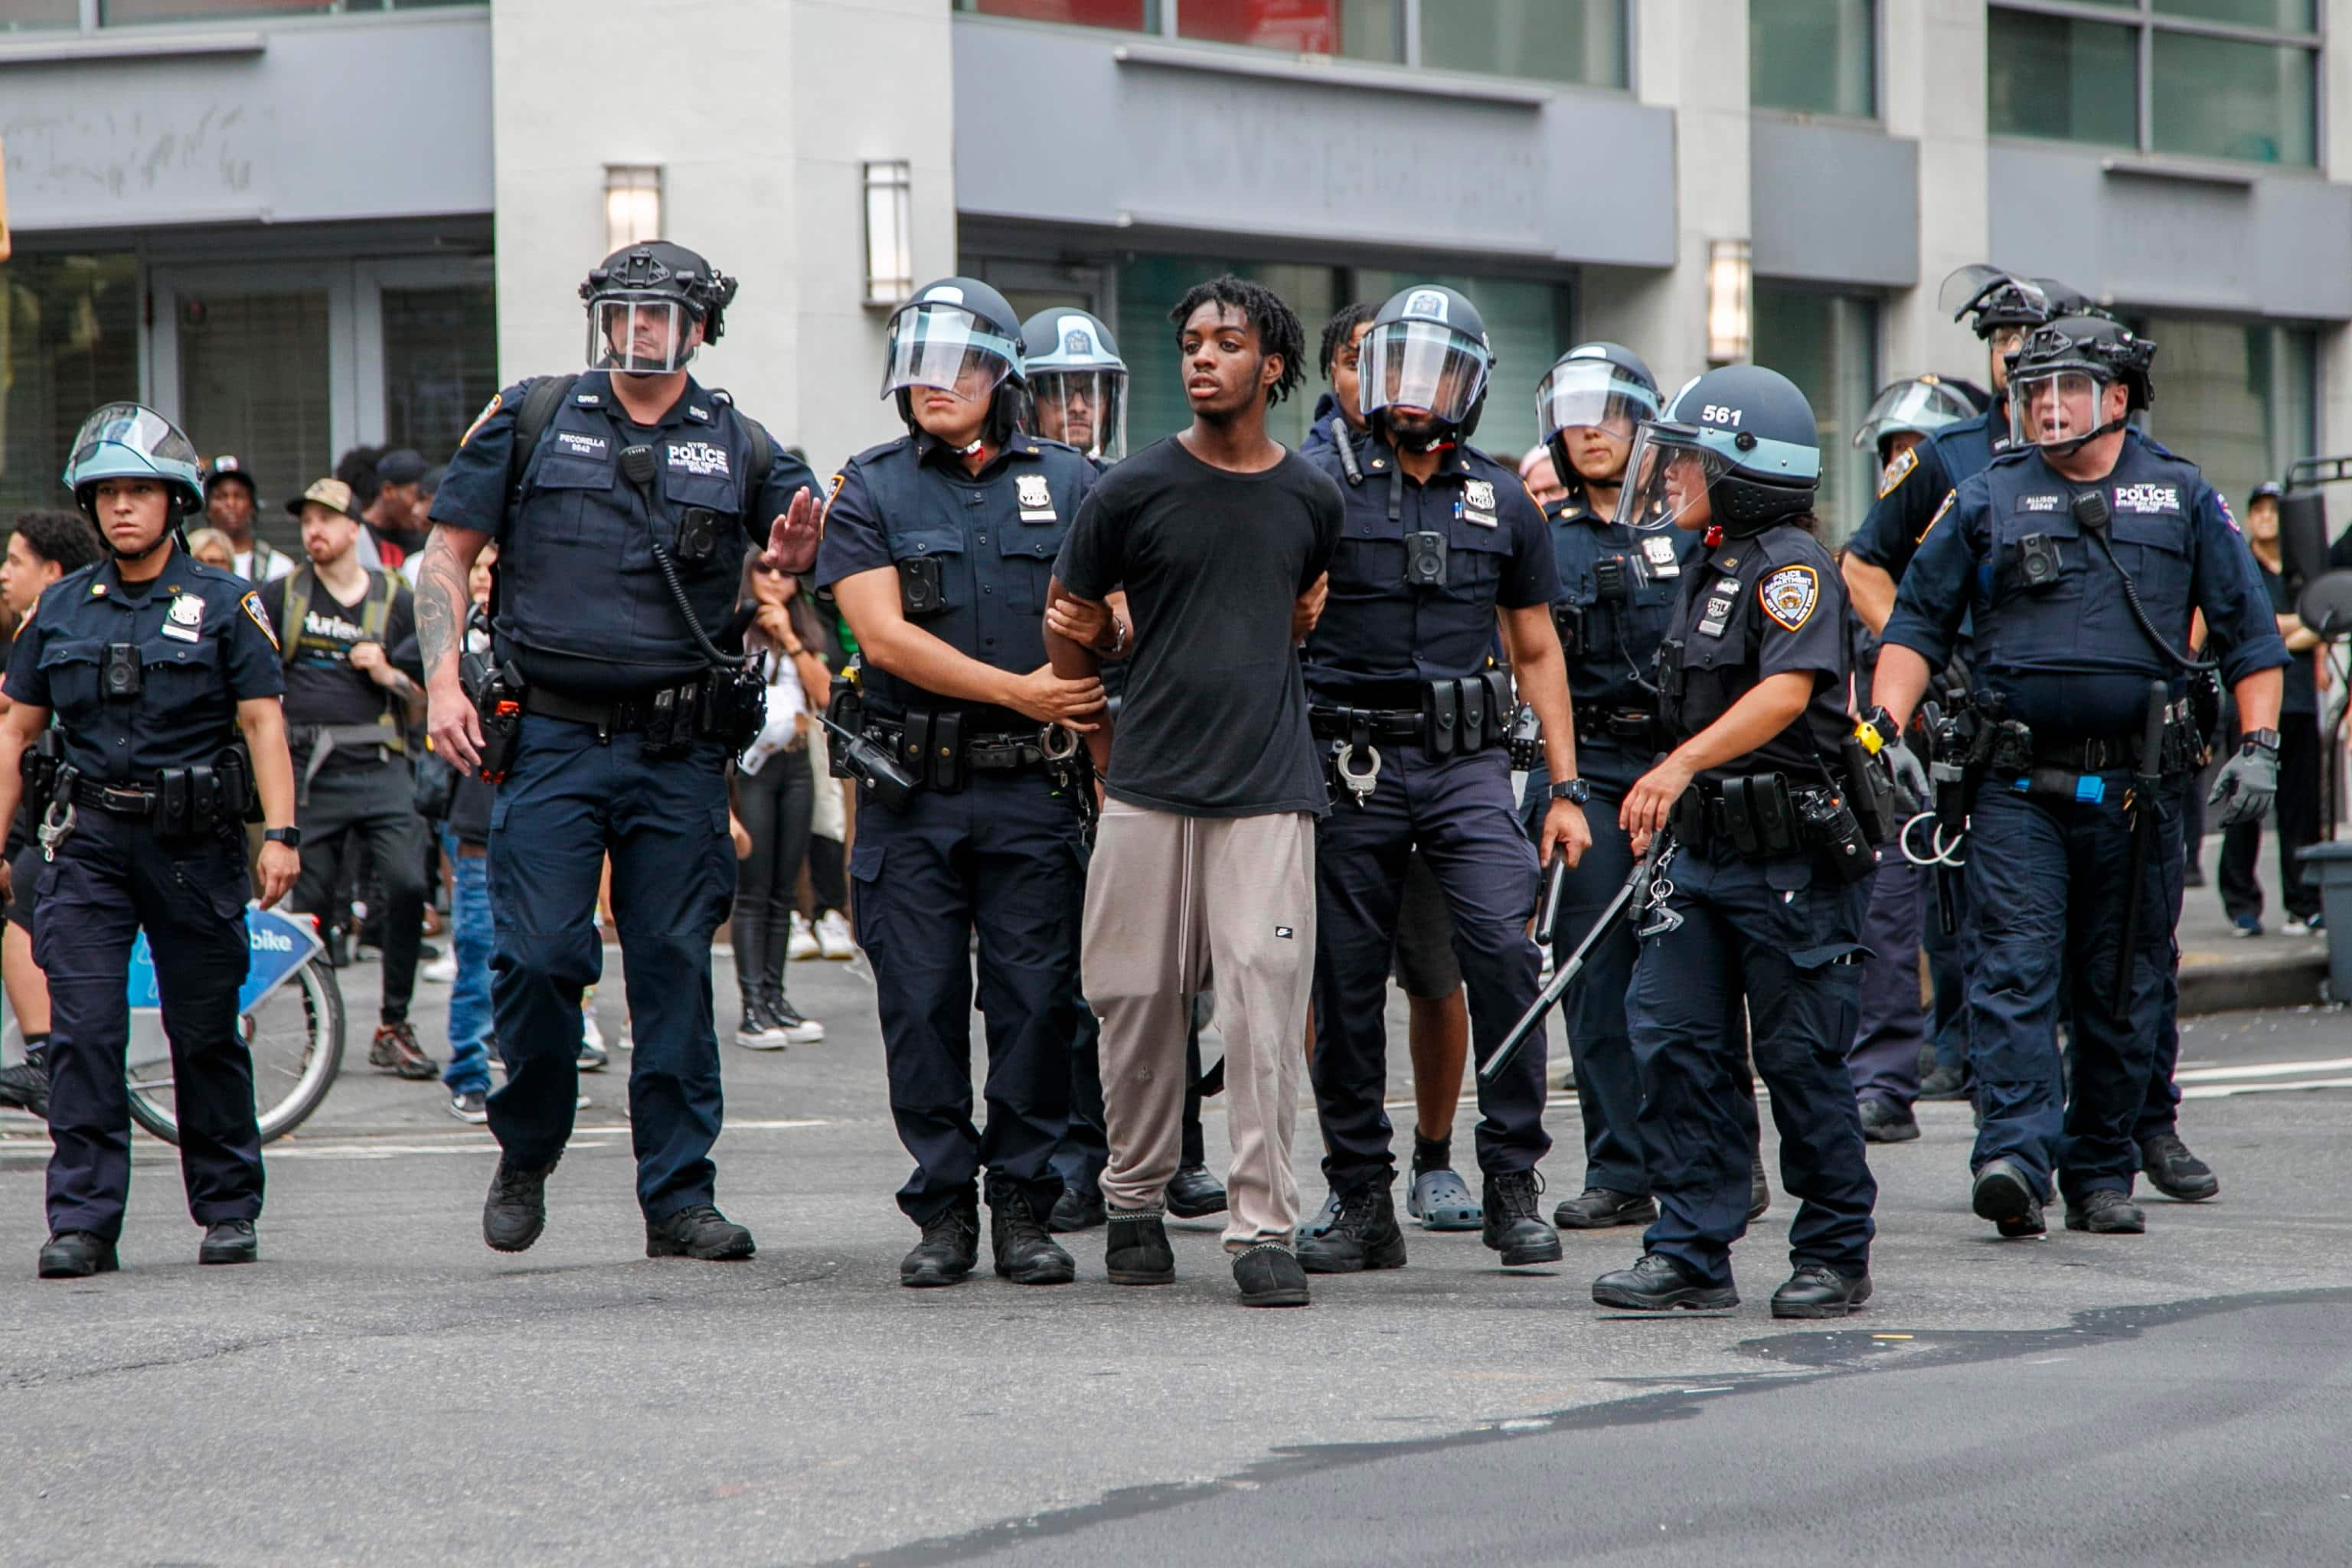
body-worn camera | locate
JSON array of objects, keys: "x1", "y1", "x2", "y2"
[
  {"x1": 2016, "y1": 533, "x2": 2064, "y2": 591},
  {"x1": 899, "y1": 557, "x2": 946, "y2": 617},
  {"x1": 675, "y1": 506, "x2": 720, "y2": 567},
  {"x1": 103, "y1": 642, "x2": 142, "y2": 700},
  {"x1": 1403, "y1": 531, "x2": 1449, "y2": 588}
]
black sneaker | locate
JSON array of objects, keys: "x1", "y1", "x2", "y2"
[
  {"x1": 1165, "y1": 1164, "x2": 1229, "y2": 1219},
  {"x1": 2064, "y1": 1189, "x2": 2147, "y2": 1234},
  {"x1": 1771, "y1": 1262, "x2": 1871, "y2": 1318},
  {"x1": 369, "y1": 1020, "x2": 436, "y2": 1080},
  {"x1": 198, "y1": 1219, "x2": 258, "y2": 1266},
  {"x1": 483, "y1": 1155, "x2": 558, "y2": 1253},
  {"x1": 37, "y1": 1231, "x2": 119, "y2": 1279},
  {"x1": 1858, "y1": 1099, "x2": 1920, "y2": 1144},
  {"x1": 1553, "y1": 1187, "x2": 1658, "y2": 1229},
  {"x1": 1917, "y1": 1062, "x2": 1968, "y2": 1101},
  {"x1": 1749, "y1": 1154, "x2": 1772, "y2": 1222},
  {"x1": 989, "y1": 1192, "x2": 1076, "y2": 1285},
  {"x1": 1482, "y1": 1170, "x2": 1563, "y2": 1266},
  {"x1": 1297, "y1": 1182, "x2": 1407, "y2": 1274},
  {"x1": 0, "y1": 1055, "x2": 50, "y2": 1120},
  {"x1": 1105, "y1": 1208, "x2": 1176, "y2": 1285},
  {"x1": 1592, "y1": 1252, "x2": 1737, "y2": 1312},
  {"x1": 1971, "y1": 1158, "x2": 2046, "y2": 1238},
  {"x1": 647, "y1": 1204, "x2": 756, "y2": 1259},
  {"x1": 900, "y1": 1197, "x2": 980, "y2": 1288},
  {"x1": 1232, "y1": 1243, "x2": 1310, "y2": 1308},
  {"x1": 448, "y1": 1090, "x2": 488, "y2": 1125},
  {"x1": 1049, "y1": 1183, "x2": 1107, "y2": 1233},
  {"x1": 2139, "y1": 1133, "x2": 2220, "y2": 1202}
]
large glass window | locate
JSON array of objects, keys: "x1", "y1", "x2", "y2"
[
  {"x1": 0, "y1": 253, "x2": 142, "y2": 520},
  {"x1": 2135, "y1": 315, "x2": 2317, "y2": 516},
  {"x1": 952, "y1": 0, "x2": 1158, "y2": 29},
  {"x1": 1178, "y1": 0, "x2": 1398, "y2": 60},
  {"x1": 381, "y1": 283, "x2": 498, "y2": 466},
  {"x1": 175, "y1": 286, "x2": 333, "y2": 518},
  {"x1": 1421, "y1": 0, "x2": 1625, "y2": 87},
  {"x1": 1988, "y1": 2, "x2": 2319, "y2": 166},
  {"x1": 1753, "y1": 284, "x2": 1878, "y2": 547},
  {"x1": 1751, "y1": 0, "x2": 1875, "y2": 118},
  {"x1": 97, "y1": 0, "x2": 477, "y2": 22}
]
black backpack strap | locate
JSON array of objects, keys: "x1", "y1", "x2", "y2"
[
  {"x1": 504, "y1": 374, "x2": 580, "y2": 511},
  {"x1": 736, "y1": 413, "x2": 776, "y2": 521}
]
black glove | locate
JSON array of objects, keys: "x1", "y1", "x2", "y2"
[{"x1": 2208, "y1": 740, "x2": 2278, "y2": 828}]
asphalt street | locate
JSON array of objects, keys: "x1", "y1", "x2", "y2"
[{"x1": 4, "y1": 946, "x2": 2350, "y2": 1566}]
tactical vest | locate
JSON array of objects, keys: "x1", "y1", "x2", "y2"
[
  {"x1": 848, "y1": 437, "x2": 1090, "y2": 721},
  {"x1": 1547, "y1": 494, "x2": 1689, "y2": 716},
  {"x1": 279, "y1": 564, "x2": 407, "y2": 753}
]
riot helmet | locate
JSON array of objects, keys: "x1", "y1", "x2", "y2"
[
  {"x1": 1019, "y1": 307, "x2": 1126, "y2": 462},
  {"x1": 1851, "y1": 374, "x2": 1981, "y2": 465},
  {"x1": 2003, "y1": 314, "x2": 2156, "y2": 457},
  {"x1": 1615, "y1": 364, "x2": 1821, "y2": 540},
  {"x1": 882, "y1": 277, "x2": 1027, "y2": 449},
  {"x1": 1536, "y1": 341, "x2": 1660, "y2": 496},
  {"x1": 1360, "y1": 285, "x2": 1493, "y2": 448},
  {"x1": 580, "y1": 241, "x2": 737, "y2": 375}
]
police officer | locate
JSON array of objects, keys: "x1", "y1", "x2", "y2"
[
  {"x1": 1843, "y1": 270, "x2": 2077, "y2": 1110},
  {"x1": 1294, "y1": 283, "x2": 1592, "y2": 1276},
  {"x1": 1851, "y1": 374, "x2": 1987, "y2": 477},
  {"x1": 1875, "y1": 315, "x2": 2287, "y2": 1239},
  {"x1": 1518, "y1": 341, "x2": 1694, "y2": 1231},
  {"x1": 420, "y1": 241, "x2": 827, "y2": 1262},
  {"x1": 1590, "y1": 365, "x2": 1880, "y2": 1319},
  {"x1": 0, "y1": 404, "x2": 301, "y2": 1279},
  {"x1": 816, "y1": 277, "x2": 1102, "y2": 1288}
]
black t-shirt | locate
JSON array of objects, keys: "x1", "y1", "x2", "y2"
[
  {"x1": 1056, "y1": 435, "x2": 1342, "y2": 818},
  {"x1": 2257, "y1": 558, "x2": 2318, "y2": 715},
  {"x1": 256, "y1": 569, "x2": 420, "y2": 740}
]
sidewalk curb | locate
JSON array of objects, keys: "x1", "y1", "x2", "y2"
[{"x1": 2180, "y1": 952, "x2": 2328, "y2": 1015}]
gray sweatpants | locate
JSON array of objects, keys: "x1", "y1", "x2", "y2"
[{"x1": 1085, "y1": 802, "x2": 1316, "y2": 1248}]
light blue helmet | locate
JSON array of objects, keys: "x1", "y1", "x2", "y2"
[
  {"x1": 1619, "y1": 364, "x2": 1821, "y2": 538},
  {"x1": 63, "y1": 403, "x2": 206, "y2": 518}
]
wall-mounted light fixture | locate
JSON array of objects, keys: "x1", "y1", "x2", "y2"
[
  {"x1": 604, "y1": 164, "x2": 662, "y2": 254},
  {"x1": 1707, "y1": 238, "x2": 1753, "y2": 365},
  {"x1": 863, "y1": 160, "x2": 913, "y2": 309}
]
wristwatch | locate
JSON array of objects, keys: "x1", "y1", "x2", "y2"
[
  {"x1": 1104, "y1": 617, "x2": 1131, "y2": 657},
  {"x1": 1548, "y1": 778, "x2": 1591, "y2": 805},
  {"x1": 263, "y1": 827, "x2": 303, "y2": 848},
  {"x1": 2243, "y1": 728, "x2": 2281, "y2": 753}
]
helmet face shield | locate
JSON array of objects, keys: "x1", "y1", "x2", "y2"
[
  {"x1": 1029, "y1": 368, "x2": 1125, "y2": 461},
  {"x1": 1852, "y1": 378, "x2": 1975, "y2": 449},
  {"x1": 1938, "y1": 265, "x2": 2050, "y2": 333},
  {"x1": 1536, "y1": 359, "x2": 1658, "y2": 443},
  {"x1": 588, "y1": 297, "x2": 698, "y2": 375},
  {"x1": 1614, "y1": 424, "x2": 1732, "y2": 534},
  {"x1": 1361, "y1": 318, "x2": 1491, "y2": 426},
  {"x1": 2009, "y1": 369, "x2": 2112, "y2": 450},
  {"x1": 64, "y1": 403, "x2": 204, "y2": 511},
  {"x1": 881, "y1": 302, "x2": 1019, "y2": 403}
]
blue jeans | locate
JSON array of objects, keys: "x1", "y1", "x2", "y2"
[{"x1": 442, "y1": 829, "x2": 493, "y2": 1096}]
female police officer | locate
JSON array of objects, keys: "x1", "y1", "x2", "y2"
[
  {"x1": 1590, "y1": 365, "x2": 1881, "y2": 1320},
  {"x1": 815, "y1": 277, "x2": 1104, "y2": 1289},
  {"x1": 0, "y1": 404, "x2": 299, "y2": 1279}
]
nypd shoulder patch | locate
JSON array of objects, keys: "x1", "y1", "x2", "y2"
[
  {"x1": 1877, "y1": 445, "x2": 1918, "y2": 499},
  {"x1": 459, "y1": 393, "x2": 503, "y2": 449},
  {"x1": 1916, "y1": 488, "x2": 1957, "y2": 546},
  {"x1": 1759, "y1": 565, "x2": 1819, "y2": 632},
  {"x1": 240, "y1": 591, "x2": 279, "y2": 651}
]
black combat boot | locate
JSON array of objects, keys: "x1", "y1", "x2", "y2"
[
  {"x1": 901, "y1": 1194, "x2": 980, "y2": 1288},
  {"x1": 1971, "y1": 1158, "x2": 2047, "y2": 1238},
  {"x1": 2064, "y1": 1189, "x2": 2146, "y2": 1234},
  {"x1": 1552, "y1": 1188, "x2": 1657, "y2": 1229},
  {"x1": 2139, "y1": 1133, "x2": 2219, "y2": 1202},
  {"x1": 646, "y1": 1204, "x2": 756, "y2": 1259},
  {"x1": 198, "y1": 1220, "x2": 259, "y2": 1266},
  {"x1": 1858, "y1": 1099, "x2": 1919, "y2": 1143},
  {"x1": 1104, "y1": 1208, "x2": 1176, "y2": 1285},
  {"x1": 38, "y1": 1231, "x2": 119, "y2": 1279},
  {"x1": 1049, "y1": 1181, "x2": 1107, "y2": 1233},
  {"x1": 1482, "y1": 1169, "x2": 1563, "y2": 1266},
  {"x1": 1592, "y1": 1252, "x2": 1737, "y2": 1312},
  {"x1": 1297, "y1": 1181, "x2": 1406, "y2": 1274},
  {"x1": 1749, "y1": 1153, "x2": 1772, "y2": 1221},
  {"x1": 482, "y1": 1155, "x2": 560, "y2": 1253},
  {"x1": 1165, "y1": 1165, "x2": 1228, "y2": 1218},
  {"x1": 1771, "y1": 1262, "x2": 1872, "y2": 1318},
  {"x1": 989, "y1": 1190, "x2": 1076, "y2": 1285}
]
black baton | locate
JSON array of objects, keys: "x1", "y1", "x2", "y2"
[
  {"x1": 1478, "y1": 837, "x2": 1663, "y2": 1086},
  {"x1": 2112, "y1": 679, "x2": 2168, "y2": 1011}
]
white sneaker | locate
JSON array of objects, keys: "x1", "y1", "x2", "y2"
[
  {"x1": 581, "y1": 1008, "x2": 606, "y2": 1054},
  {"x1": 815, "y1": 910, "x2": 854, "y2": 960},
  {"x1": 2284, "y1": 918, "x2": 2318, "y2": 936},
  {"x1": 786, "y1": 912, "x2": 819, "y2": 962},
  {"x1": 420, "y1": 952, "x2": 458, "y2": 985},
  {"x1": 615, "y1": 1023, "x2": 634, "y2": 1051}
]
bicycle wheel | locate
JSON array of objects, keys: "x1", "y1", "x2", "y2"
[{"x1": 128, "y1": 959, "x2": 347, "y2": 1146}]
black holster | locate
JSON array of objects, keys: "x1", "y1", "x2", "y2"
[{"x1": 476, "y1": 662, "x2": 526, "y2": 783}]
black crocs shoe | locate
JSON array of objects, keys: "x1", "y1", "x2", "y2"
[
  {"x1": 483, "y1": 1155, "x2": 559, "y2": 1253},
  {"x1": 38, "y1": 1231, "x2": 118, "y2": 1279},
  {"x1": 646, "y1": 1204, "x2": 756, "y2": 1260},
  {"x1": 1592, "y1": 1252, "x2": 1737, "y2": 1312},
  {"x1": 1482, "y1": 1170, "x2": 1563, "y2": 1266},
  {"x1": 1232, "y1": 1243, "x2": 1309, "y2": 1308},
  {"x1": 198, "y1": 1220, "x2": 258, "y2": 1266},
  {"x1": 1105, "y1": 1209, "x2": 1176, "y2": 1285}
]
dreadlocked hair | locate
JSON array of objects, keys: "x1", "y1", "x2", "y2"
[
  {"x1": 1318, "y1": 302, "x2": 1376, "y2": 380},
  {"x1": 1168, "y1": 274, "x2": 1306, "y2": 409}
]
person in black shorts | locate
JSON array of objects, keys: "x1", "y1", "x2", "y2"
[{"x1": 0, "y1": 510, "x2": 108, "y2": 1120}]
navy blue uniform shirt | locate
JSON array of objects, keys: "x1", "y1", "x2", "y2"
[
  {"x1": 1299, "y1": 431, "x2": 1557, "y2": 694},
  {"x1": 1847, "y1": 409, "x2": 2005, "y2": 583},
  {"x1": 1883, "y1": 429, "x2": 2288, "y2": 736},
  {"x1": 5, "y1": 549, "x2": 283, "y2": 782},
  {"x1": 815, "y1": 430, "x2": 1096, "y2": 730},
  {"x1": 1662, "y1": 523, "x2": 1853, "y2": 785},
  {"x1": 1544, "y1": 482, "x2": 1698, "y2": 720},
  {"x1": 430, "y1": 371, "x2": 818, "y2": 692}
]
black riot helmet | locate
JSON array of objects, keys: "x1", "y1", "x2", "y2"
[
  {"x1": 580, "y1": 241, "x2": 738, "y2": 374},
  {"x1": 2004, "y1": 314, "x2": 2158, "y2": 458},
  {"x1": 1937, "y1": 264, "x2": 2069, "y2": 339},
  {"x1": 883, "y1": 277, "x2": 1028, "y2": 450},
  {"x1": 1361, "y1": 284, "x2": 1494, "y2": 449},
  {"x1": 1535, "y1": 341, "x2": 1660, "y2": 495},
  {"x1": 1617, "y1": 364, "x2": 1821, "y2": 541}
]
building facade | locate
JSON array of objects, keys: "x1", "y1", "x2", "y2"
[{"x1": 5, "y1": 0, "x2": 2348, "y2": 546}]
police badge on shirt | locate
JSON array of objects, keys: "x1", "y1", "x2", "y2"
[
  {"x1": 1016, "y1": 472, "x2": 1057, "y2": 524},
  {"x1": 162, "y1": 592, "x2": 206, "y2": 644},
  {"x1": 1462, "y1": 479, "x2": 1498, "y2": 528}
]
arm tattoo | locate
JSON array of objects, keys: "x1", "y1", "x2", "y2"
[{"x1": 415, "y1": 530, "x2": 470, "y2": 681}]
